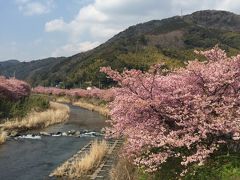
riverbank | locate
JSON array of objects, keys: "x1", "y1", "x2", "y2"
[
  {"x1": 0, "y1": 102, "x2": 69, "y2": 138},
  {"x1": 0, "y1": 131, "x2": 7, "y2": 144},
  {"x1": 55, "y1": 96, "x2": 109, "y2": 117},
  {"x1": 73, "y1": 101, "x2": 109, "y2": 117},
  {"x1": 50, "y1": 139, "x2": 123, "y2": 179},
  {"x1": 0, "y1": 101, "x2": 107, "y2": 180},
  {"x1": 51, "y1": 140, "x2": 108, "y2": 178}
]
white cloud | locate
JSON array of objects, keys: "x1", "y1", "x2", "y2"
[
  {"x1": 16, "y1": 0, "x2": 54, "y2": 16},
  {"x1": 51, "y1": 41, "x2": 100, "y2": 57},
  {"x1": 45, "y1": 18, "x2": 66, "y2": 32},
  {"x1": 77, "y1": 4, "x2": 108, "y2": 22}
]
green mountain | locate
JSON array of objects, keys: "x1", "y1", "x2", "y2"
[
  {"x1": 0, "y1": 57, "x2": 66, "y2": 84},
  {"x1": 0, "y1": 60, "x2": 20, "y2": 69},
  {"x1": 1, "y1": 10, "x2": 240, "y2": 88}
]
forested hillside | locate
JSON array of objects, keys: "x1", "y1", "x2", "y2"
[{"x1": 1, "y1": 10, "x2": 240, "y2": 88}]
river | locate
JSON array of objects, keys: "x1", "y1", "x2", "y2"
[{"x1": 0, "y1": 104, "x2": 106, "y2": 180}]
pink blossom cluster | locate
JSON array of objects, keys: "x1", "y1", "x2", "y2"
[
  {"x1": 101, "y1": 46, "x2": 240, "y2": 174},
  {"x1": 0, "y1": 76, "x2": 31, "y2": 100},
  {"x1": 33, "y1": 86, "x2": 66, "y2": 96},
  {"x1": 33, "y1": 86, "x2": 116, "y2": 102}
]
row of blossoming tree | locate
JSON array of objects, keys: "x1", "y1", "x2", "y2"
[
  {"x1": 100, "y1": 46, "x2": 240, "y2": 175},
  {"x1": 0, "y1": 76, "x2": 31, "y2": 100},
  {"x1": 33, "y1": 86, "x2": 116, "y2": 102}
]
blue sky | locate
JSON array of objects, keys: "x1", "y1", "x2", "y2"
[{"x1": 0, "y1": 0, "x2": 239, "y2": 61}]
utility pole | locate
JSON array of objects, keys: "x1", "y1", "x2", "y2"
[{"x1": 99, "y1": 80, "x2": 101, "y2": 89}]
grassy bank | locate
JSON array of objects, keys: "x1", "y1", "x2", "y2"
[
  {"x1": 0, "y1": 102, "x2": 69, "y2": 132},
  {"x1": 73, "y1": 100, "x2": 109, "y2": 117},
  {"x1": 55, "y1": 96, "x2": 109, "y2": 117},
  {"x1": 54, "y1": 96, "x2": 71, "y2": 103},
  {"x1": 0, "y1": 94, "x2": 49, "y2": 120},
  {"x1": 110, "y1": 158, "x2": 138, "y2": 180},
  {"x1": 0, "y1": 131, "x2": 7, "y2": 144},
  {"x1": 51, "y1": 140, "x2": 108, "y2": 178}
]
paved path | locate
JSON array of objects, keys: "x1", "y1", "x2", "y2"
[{"x1": 89, "y1": 139, "x2": 123, "y2": 180}]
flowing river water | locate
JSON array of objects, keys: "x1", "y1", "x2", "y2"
[{"x1": 0, "y1": 104, "x2": 107, "y2": 180}]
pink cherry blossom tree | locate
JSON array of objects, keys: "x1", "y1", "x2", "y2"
[
  {"x1": 33, "y1": 86, "x2": 116, "y2": 102},
  {"x1": 101, "y1": 46, "x2": 240, "y2": 175},
  {"x1": 0, "y1": 76, "x2": 31, "y2": 100}
]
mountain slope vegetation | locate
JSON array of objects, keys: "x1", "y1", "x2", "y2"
[{"x1": 1, "y1": 10, "x2": 240, "y2": 88}]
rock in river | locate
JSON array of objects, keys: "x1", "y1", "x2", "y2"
[
  {"x1": 75, "y1": 131, "x2": 81, "y2": 136},
  {"x1": 40, "y1": 132, "x2": 51, "y2": 136},
  {"x1": 10, "y1": 131, "x2": 18, "y2": 137},
  {"x1": 62, "y1": 132, "x2": 67, "y2": 136}
]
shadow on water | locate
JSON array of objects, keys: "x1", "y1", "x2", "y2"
[{"x1": 0, "y1": 105, "x2": 107, "y2": 180}]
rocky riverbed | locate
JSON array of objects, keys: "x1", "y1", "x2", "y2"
[{"x1": 12, "y1": 130, "x2": 103, "y2": 139}]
